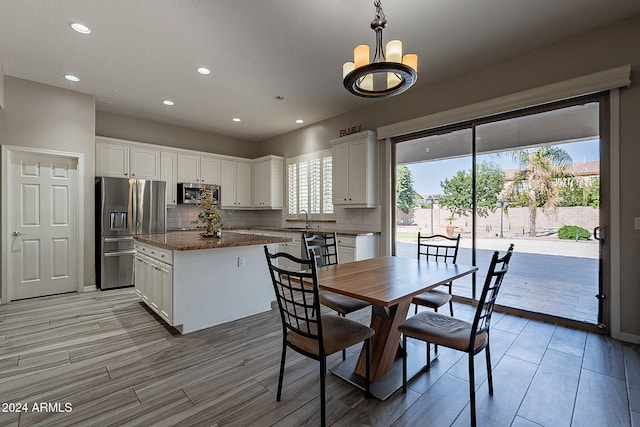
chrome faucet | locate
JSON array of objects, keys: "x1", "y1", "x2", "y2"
[{"x1": 300, "y1": 209, "x2": 310, "y2": 229}]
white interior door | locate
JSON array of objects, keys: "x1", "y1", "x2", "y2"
[{"x1": 8, "y1": 151, "x2": 79, "y2": 300}]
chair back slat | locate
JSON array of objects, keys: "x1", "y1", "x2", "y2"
[
  {"x1": 417, "y1": 233, "x2": 460, "y2": 263},
  {"x1": 264, "y1": 246, "x2": 324, "y2": 349},
  {"x1": 471, "y1": 244, "x2": 514, "y2": 346},
  {"x1": 303, "y1": 232, "x2": 339, "y2": 267}
]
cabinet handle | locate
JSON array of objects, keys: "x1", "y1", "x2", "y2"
[{"x1": 132, "y1": 173, "x2": 135, "y2": 176}]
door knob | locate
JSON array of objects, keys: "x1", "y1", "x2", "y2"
[{"x1": 12, "y1": 231, "x2": 26, "y2": 236}]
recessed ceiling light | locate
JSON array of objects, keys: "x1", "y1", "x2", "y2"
[
  {"x1": 64, "y1": 74, "x2": 80, "y2": 82},
  {"x1": 295, "y1": 119, "x2": 304, "y2": 124},
  {"x1": 232, "y1": 118, "x2": 241, "y2": 122},
  {"x1": 163, "y1": 100, "x2": 174, "y2": 106},
  {"x1": 69, "y1": 22, "x2": 91, "y2": 34},
  {"x1": 196, "y1": 67, "x2": 211, "y2": 75}
]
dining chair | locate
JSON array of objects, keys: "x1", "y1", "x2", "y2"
[
  {"x1": 302, "y1": 232, "x2": 371, "y2": 361},
  {"x1": 412, "y1": 232, "x2": 461, "y2": 316},
  {"x1": 399, "y1": 243, "x2": 514, "y2": 427},
  {"x1": 264, "y1": 245, "x2": 374, "y2": 427}
]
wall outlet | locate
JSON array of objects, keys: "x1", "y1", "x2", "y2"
[
  {"x1": 237, "y1": 256, "x2": 245, "y2": 267},
  {"x1": 635, "y1": 217, "x2": 640, "y2": 230}
]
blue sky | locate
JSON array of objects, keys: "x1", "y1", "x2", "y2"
[{"x1": 406, "y1": 139, "x2": 600, "y2": 195}]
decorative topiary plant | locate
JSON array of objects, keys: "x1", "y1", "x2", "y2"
[{"x1": 558, "y1": 225, "x2": 591, "y2": 240}]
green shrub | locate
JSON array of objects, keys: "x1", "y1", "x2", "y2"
[{"x1": 558, "y1": 225, "x2": 591, "y2": 240}]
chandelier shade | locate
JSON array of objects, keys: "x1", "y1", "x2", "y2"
[{"x1": 342, "y1": 1, "x2": 418, "y2": 98}]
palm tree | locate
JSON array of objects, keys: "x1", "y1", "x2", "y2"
[{"x1": 510, "y1": 146, "x2": 573, "y2": 236}]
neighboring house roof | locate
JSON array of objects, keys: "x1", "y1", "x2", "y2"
[{"x1": 504, "y1": 161, "x2": 600, "y2": 181}]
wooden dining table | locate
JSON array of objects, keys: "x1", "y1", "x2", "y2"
[{"x1": 315, "y1": 256, "x2": 477, "y2": 400}]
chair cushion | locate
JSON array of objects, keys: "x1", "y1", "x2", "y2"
[
  {"x1": 398, "y1": 311, "x2": 487, "y2": 352},
  {"x1": 287, "y1": 314, "x2": 374, "y2": 356},
  {"x1": 319, "y1": 291, "x2": 370, "y2": 315},
  {"x1": 411, "y1": 289, "x2": 452, "y2": 309}
]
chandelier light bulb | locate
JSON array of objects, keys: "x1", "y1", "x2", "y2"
[{"x1": 354, "y1": 45, "x2": 370, "y2": 68}]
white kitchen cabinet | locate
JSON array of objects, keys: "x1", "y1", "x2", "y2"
[
  {"x1": 220, "y1": 160, "x2": 236, "y2": 207},
  {"x1": 280, "y1": 239, "x2": 302, "y2": 270},
  {"x1": 96, "y1": 139, "x2": 161, "y2": 180},
  {"x1": 257, "y1": 231, "x2": 302, "y2": 270},
  {"x1": 330, "y1": 130, "x2": 378, "y2": 208},
  {"x1": 253, "y1": 155, "x2": 284, "y2": 209},
  {"x1": 161, "y1": 151, "x2": 178, "y2": 206},
  {"x1": 130, "y1": 146, "x2": 161, "y2": 179},
  {"x1": 96, "y1": 140, "x2": 129, "y2": 177},
  {"x1": 177, "y1": 154, "x2": 200, "y2": 183},
  {"x1": 221, "y1": 160, "x2": 252, "y2": 208},
  {"x1": 337, "y1": 242, "x2": 356, "y2": 263},
  {"x1": 336, "y1": 234, "x2": 378, "y2": 263},
  {"x1": 236, "y1": 162, "x2": 252, "y2": 206},
  {"x1": 151, "y1": 260, "x2": 173, "y2": 324},
  {"x1": 200, "y1": 156, "x2": 221, "y2": 185},
  {"x1": 177, "y1": 154, "x2": 221, "y2": 185},
  {"x1": 135, "y1": 242, "x2": 173, "y2": 325},
  {"x1": 134, "y1": 252, "x2": 151, "y2": 303}
]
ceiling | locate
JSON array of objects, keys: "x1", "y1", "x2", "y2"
[
  {"x1": 1, "y1": 1, "x2": 639, "y2": 142},
  {"x1": 397, "y1": 103, "x2": 599, "y2": 165}
]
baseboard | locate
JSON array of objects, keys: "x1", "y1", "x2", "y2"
[
  {"x1": 83, "y1": 285, "x2": 97, "y2": 293},
  {"x1": 618, "y1": 332, "x2": 640, "y2": 344}
]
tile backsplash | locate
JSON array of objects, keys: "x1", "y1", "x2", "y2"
[{"x1": 166, "y1": 205, "x2": 381, "y2": 232}]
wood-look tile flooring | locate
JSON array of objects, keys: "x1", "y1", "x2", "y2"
[{"x1": 0, "y1": 289, "x2": 638, "y2": 426}]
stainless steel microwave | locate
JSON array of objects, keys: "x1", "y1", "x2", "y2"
[{"x1": 177, "y1": 183, "x2": 220, "y2": 205}]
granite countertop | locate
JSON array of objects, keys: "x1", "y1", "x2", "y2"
[{"x1": 135, "y1": 231, "x2": 292, "y2": 251}]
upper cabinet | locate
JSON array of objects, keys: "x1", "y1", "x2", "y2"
[
  {"x1": 130, "y1": 146, "x2": 161, "y2": 179},
  {"x1": 221, "y1": 160, "x2": 252, "y2": 208},
  {"x1": 253, "y1": 155, "x2": 284, "y2": 209},
  {"x1": 161, "y1": 151, "x2": 178, "y2": 206},
  {"x1": 176, "y1": 154, "x2": 200, "y2": 183},
  {"x1": 95, "y1": 136, "x2": 284, "y2": 211},
  {"x1": 96, "y1": 140, "x2": 128, "y2": 177},
  {"x1": 177, "y1": 154, "x2": 221, "y2": 185},
  {"x1": 330, "y1": 130, "x2": 378, "y2": 208},
  {"x1": 200, "y1": 156, "x2": 221, "y2": 185},
  {"x1": 96, "y1": 137, "x2": 160, "y2": 180}
]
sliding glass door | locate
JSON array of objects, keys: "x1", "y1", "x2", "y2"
[{"x1": 394, "y1": 98, "x2": 603, "y2": 326}]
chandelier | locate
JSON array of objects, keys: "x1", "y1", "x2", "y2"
[{"x1": 343, "y1": 0, "x2": 418, "y2": 98}]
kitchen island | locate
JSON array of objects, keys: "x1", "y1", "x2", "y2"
[{"x1": 133, "y1": 231, "x2": 292, "y2": 334}]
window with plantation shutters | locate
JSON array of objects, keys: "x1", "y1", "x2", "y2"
[
  {"x1": 287, "y1": 163, "x2": 297, "y2": 215},
  {"x1": 286, "y1": 150, "x2": 334, "y2": 219},
  {"x1": 322, "y1": 156, "x2": 333, "y2": 214}
]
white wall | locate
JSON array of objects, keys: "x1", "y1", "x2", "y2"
[{"x1": 0, "y1": 76, "x2": 96, "y2": 290}]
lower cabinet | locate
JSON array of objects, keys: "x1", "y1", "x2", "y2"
[
  {"x1": 258, "y1": 231, "x2": 302, "y2": 270},
  {"x1": 279, "y1": 238, "x2": 302, "y2": 270},
  {"x1": 134, "y1": 242, "x2": 173, "y2": 325},
  {"x1": 337, "y1": 234, "x2": 378, "y2": 263},
  {"x1": 134, "y1": 253, "x2": 151, "y2": 303},
  {"x1": 252, "y1": 229, "x2": 378, "y2": 266},
  {"x1": 151, "y1": 260, "x2": 173, "y2": 324}
]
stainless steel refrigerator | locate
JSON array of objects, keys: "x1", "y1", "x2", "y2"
[{"x1": 96, "y1": 177, "x2": 166, "y2": 289}]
